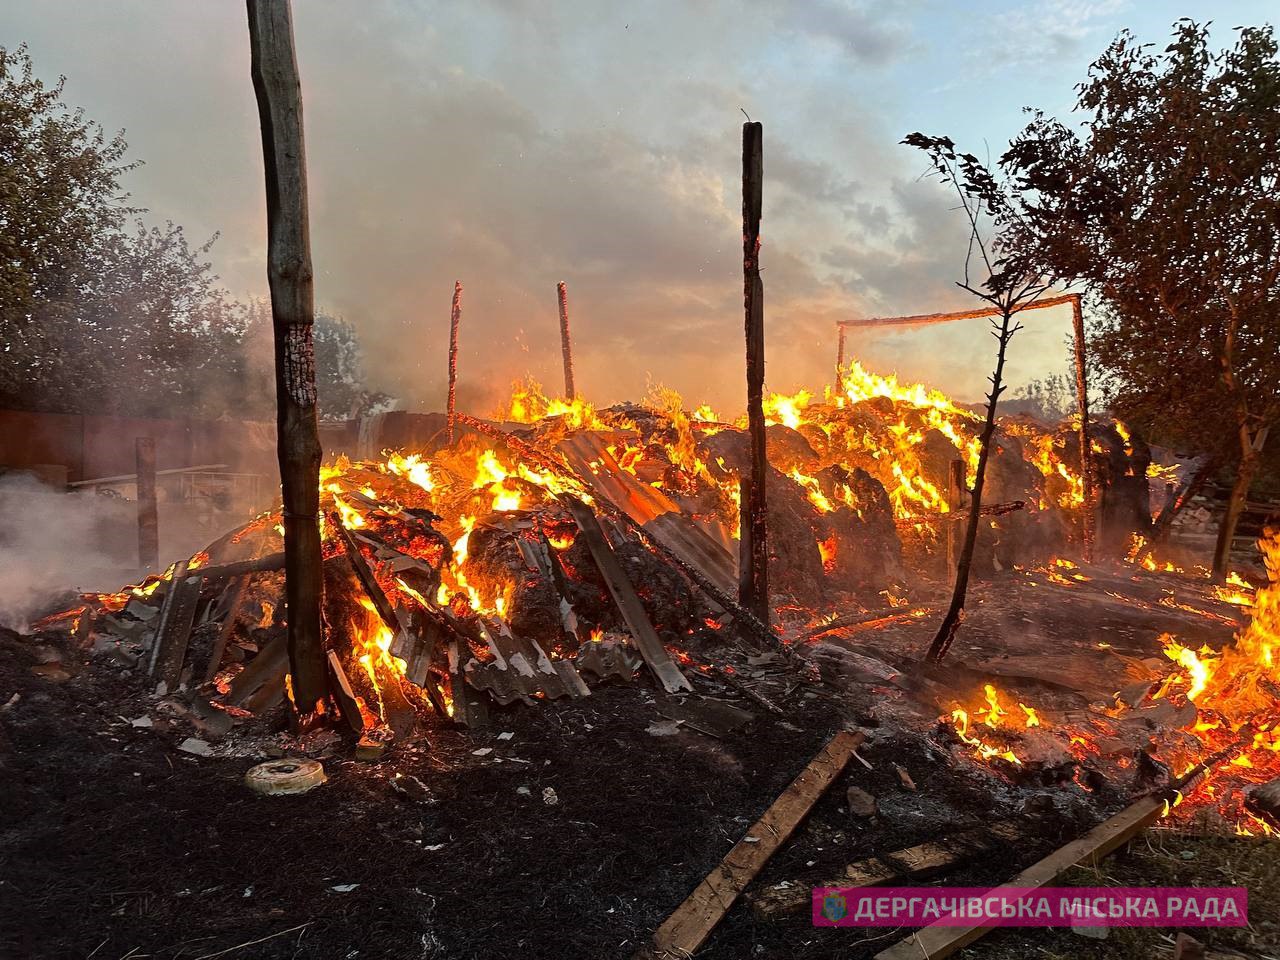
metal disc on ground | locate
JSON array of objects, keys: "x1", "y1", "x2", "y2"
[{"x1": 245, "y1": 758, "x2": 326, "y2": 796}]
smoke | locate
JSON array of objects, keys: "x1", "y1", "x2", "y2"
[
  {"x1": 6, "y1": 0, "x2": 1102, "y2": 419},
  {"x1": 0, "y1": 474, "x2": 139, "y2": 629}
]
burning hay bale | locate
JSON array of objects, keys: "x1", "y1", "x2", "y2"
[{"x1": 27, "y1": 361, "x2": 1168, "y2": 763}]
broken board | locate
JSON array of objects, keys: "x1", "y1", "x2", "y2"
[
  {"x1": 562, "y1": 496, "x2": 690, "y2": 694},
  {"x1": 639, "y1": 730, "x2": 865, "y2": 958},
  {"x1": 751, "y1": 822, "x2": 1021, "y2": 918}
]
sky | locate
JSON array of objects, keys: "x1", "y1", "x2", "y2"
[{"x1": 4, "y1": 1, "x2": 1274, "y2": 414}]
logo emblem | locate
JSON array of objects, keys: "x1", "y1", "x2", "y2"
[{"x1": 822, "y1": 892, "x2": 848, "y2": 922}]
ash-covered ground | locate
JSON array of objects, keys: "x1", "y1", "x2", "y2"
[{"x1": 2, "y1": 562, "x2": 1277, "y2": 960}]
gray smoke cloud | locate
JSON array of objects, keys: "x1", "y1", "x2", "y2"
[
  {"x1": 0, "y1": 475, "x2": 137, "y2": 628},
  {"x1": 6, "y1": 0, "x2": 1086, "y2": 418}
]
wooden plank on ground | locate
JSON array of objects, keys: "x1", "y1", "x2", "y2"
[
  {"x1": 873, "y1": 794, "x2": 1168, "y2": 960},
  {"x1": 563, "y1": 495, "x2": 691, "y2": 694},
  {"x1": 152, "y1": 571, "x2": 205, "y2": 689},
  {"x1": 751, "y1": 822, "x2": 1021, "y2": 918},
  {"x1": 640, "y1": 730, "x2": 865, "y2": 959}
]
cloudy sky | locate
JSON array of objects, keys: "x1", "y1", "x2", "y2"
[{"x1": 5, "y1": 1, "x2": 1273, "y2": 413}]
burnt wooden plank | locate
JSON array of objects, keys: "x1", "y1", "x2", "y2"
[
  {"x1": 147, "y1": 560, "x2": 188, "y2": 676},
  {"x1": 563, "y1": 496, "x2": 691, "y2": 694},
  {"x1": 332, "y1": 515, "x2": 401, "y2": 633},
  {"x1": 326, "y1": 649, "x2": 366, "y2": 734},
  {"x1": 751, "y1": 822, "x2": 1020, "y2": 918},
  {"x1": 873, "y1": 795, "x2": 1170, "y2": 960},
  {"x1": 641, "y1": 730, "x2": 864, "y2": 959},
  {"x1": 202, "y1": 574, "x2": 252, "y2": 684},
  {"x1": 226, "y1": 632, "x2": 289, "y2": 712},
  {"x1": 152, "y1": 571, "x2": 205, "y2": 690}
]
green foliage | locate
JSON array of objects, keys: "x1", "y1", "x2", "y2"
[
  {"x1": 0, "y1": 44, "x2": 389, "y2": 422},
  {"x1": 1012, "y1": 373, "x2": 1074, "y2": 422},
  {"x1": 1002, "y1": 20, "x2": 1280, "y2": 460}
]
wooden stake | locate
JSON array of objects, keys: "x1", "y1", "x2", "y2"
[
  {"x1": 446, "y1": 280, "x2": 462, "y2": 443},
  {"x1": 835, "y1": 324, "x2": 846, "y2": 376},
  {"x1": 557, "y1": 280, "x2": 576, "y2": 399},
  {"x1": 640, "y1": 731, "x2": 864, "y2": 958},
  {"x1": 247, "y1": 0, "x2": 327, "y2": 714},
  {"x1": 1070, "y1": 293, "x2": 1094, "y2": 561},
  {"x1": 740, "y1": 121, "x2": 768, "y2": 622},
  {"x1": 135, "y1": 436, "x2": 159, "y2": 572}
]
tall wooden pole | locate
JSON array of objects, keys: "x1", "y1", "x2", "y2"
[
  {"x1": 1070, "y1": 294, "x2": 1094, "y2": 561},
  {"x1": 247, "y1": 0, "x2": 327, "y2": 715},
  {"x1": 446, "y1": 280, "x2": 462, "y2": 443},
  {"x1": 835, "y1": 325, "x2": 846, "y2": 376},
  {"x1": 557, "y1": 280, "x2": 576, "y2": 399},
  {"x1": 135, "y1": 437, "x2": 159, "y2": 572},
  {"x1": 739, "y1": 121, "x2": 768, "y2": 621}
]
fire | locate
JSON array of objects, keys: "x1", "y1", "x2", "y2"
[
  {"x1": 818, "y1": 533, "x2": 837, "y2": 572},
  {"x1": 386, "y1": 452, "x2": 434, "y2": 492},
  {"x1": 1213, "y1": 571, "x2": 1256, "y2": 607},
  {"x1": 352, "y1": 597, "x2": 407, "y2": 723},
  {"x1": 1125, "y1": 534, "x2": 1183, "y2": 573},
  {"x1": 1148, "y1": 530, "x2": 1280, "y2": 823},
  {"x1": 944, "y1": 683, "x2": 1045, "y2": 766},
  {"x1": 503, "y1": 377, "x2": 604, "y2": 431},
  {"x1": 762, "y1": 389, "x2": 812, "y2": 429}
]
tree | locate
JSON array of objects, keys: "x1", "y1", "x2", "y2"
[
  {"x1": 313, "y1": 313, "x2": 392, "y2": 420},
  {"x1": 1003, "y1": 21, "x2": 1280, "y2": 578},
  {"x1": 901, "y1": 134, "x2": 1057, "y2": 662},
  {"x1": 0, "y1": 44, "x2": 254, "y2": 419},
  {"x1": 1011, "y1": 372, "x2": 1074, "y2": 421},
  {"x1": 0, "y1": 43, "x2": 133, "y2": 405}
]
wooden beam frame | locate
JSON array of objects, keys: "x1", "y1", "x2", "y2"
[{"x1": 835, "y1": 292, "x2": 1079, "y2": 330}]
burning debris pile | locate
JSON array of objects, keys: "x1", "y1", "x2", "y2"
[
  {"x1": 29, "y1": 362, "x2": 1179, "y2": 760},
  {"x1": 930, "y1": 532, "x2": 1280, "y2": 836}
]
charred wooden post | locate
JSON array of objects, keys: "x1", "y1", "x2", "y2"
[
  {"x1": 835, "y1": 324, "x2": 846, "y2": 376},
  {"x1": 247, "y1": 0, "x2": 327, "y2": 714},
  {"x1": 1214, "y1": 424, "x2": 1270, "y2": 579},
  {"x1": 557, "y1": 280, "x2": 576, "y2": 399},
  {"x1": 446, "y1": 280, "x2": 462, "y2": 443},
  {"x1": 135, "y1": 437, "x2": 159, "y2": 572},
  {"x1": 1070, "y1": 294, "x2": 1094, "y2": 561},
  {"x1": 739, "y1": 121, "x2": 768, "y2": 622}
]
